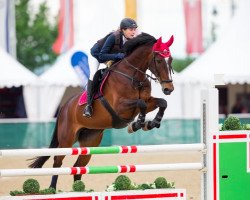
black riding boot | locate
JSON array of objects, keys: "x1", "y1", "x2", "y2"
[{"x1": 83, "y1": 80, "x2": 94, "y2": 117}]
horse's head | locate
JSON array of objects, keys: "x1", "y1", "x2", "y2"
[
  {"x1": 122, "y1": 33, "x2": 174, "y2": 95},
  {"x1": 148, "y1": 35, "x2": 174, "y2": 95}
]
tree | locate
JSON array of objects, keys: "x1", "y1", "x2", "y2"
[
  {"x1": 172, "y1": 57, "x2": 195, "y2": 73},
  {"x1": 15, "y1": 0, "x2": 58, "y2": 72}
]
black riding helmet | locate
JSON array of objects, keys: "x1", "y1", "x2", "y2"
[{"x1": 120, "y1": 18, "x2": 138, "y2": 30}]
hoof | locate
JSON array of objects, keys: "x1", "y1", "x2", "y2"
[
  {"x1": 127, "y1": 123, "x2": 134, "y2": 134},
  {"x1": 142, "y1": 121, "x2": 150, "y2": 131},
  {"x1": 155, "y1": 123, "x2": 160, "y2": 128}
]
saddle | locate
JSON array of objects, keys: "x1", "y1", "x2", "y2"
[
  {"x1": 79, "y1": 60, "x2": 115, "y2": 105},
  {"x1": 78, "y1": 68, "x2": 109, "y2": 106}
]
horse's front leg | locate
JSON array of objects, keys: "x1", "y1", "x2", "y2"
[
  {"x1": 127, "y1": 99, "x2": 147, "y2": 133},
  {"x1": 142, "y1": 97, "x2": 167, "y2": 131}
]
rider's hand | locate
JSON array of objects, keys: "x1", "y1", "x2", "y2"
[{"x1": 116, "y1": 53, "x2": 125, "y2": 60}]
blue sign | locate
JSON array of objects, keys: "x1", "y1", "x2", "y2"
[{"x1": 71, "y1": 51, "x2": 90, "y2": 85}]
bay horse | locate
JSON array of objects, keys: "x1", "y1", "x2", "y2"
[{"x1": 29, "y1": 33, "x2": 174, "y2": 189}]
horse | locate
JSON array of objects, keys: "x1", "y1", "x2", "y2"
[{"x1": 29, "y1": 33, "x2": 175, "y2": 189}]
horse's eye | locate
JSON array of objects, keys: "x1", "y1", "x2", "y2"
[{"x1": 156, "y1": 59, "x2": 162, "y2": 64}]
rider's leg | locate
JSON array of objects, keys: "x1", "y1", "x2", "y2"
[
  {"x1": 83, "y1": 55, "x2": 100, "y2": 117},
  {"x1": 83, "y1": 79, "x2": 94, "y2": 117}
]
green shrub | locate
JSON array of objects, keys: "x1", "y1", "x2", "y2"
[
  {"x1": 114, "y1": 175, "x2": 132, "y2": 190},
  {"x1": 107, "y1": 175, "x2": 175, "y2": 191},
  {"x1": 9, "y1": 190, "x2": 25, "y2": 196},
  {"x1": 154, "y1": 177, "x2": 174, "y2": 189},
  {"x1": 22, "y1": 178, "x2": 40, "y2": 194},
  {"x1": 72, "y1": 180, "x2": 85, "y2": 192},
  {"x1": 223, "y1": 116, "x2": 241, "y2": 130},
  {"x1": 242, "y1": 124, "x2": 250, "y2": 130},
  {"x1": 84, "y1": 189, "x2": 94, "y2": 192},
  {"x1": 137, "y1": 183, "x2": 154, "y2": 190},
  {"x1": 39, "y1": 187, "x2": 56, "y2": 194}
]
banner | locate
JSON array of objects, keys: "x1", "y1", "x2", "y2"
[
  {"x1": 183, "y1": 0, "x2": 203, "y2": 55},
  {"x1": 52, "y1": 0, "x2": 74, "y2": 54},
  {"x1": 0, "y1": 0, "x2": 16, "y2": 57}
]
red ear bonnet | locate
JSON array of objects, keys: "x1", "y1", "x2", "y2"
[
  {"x1": 153, "y1": 35, "x2": 174, "y2": 58},
  {"x1": 166, "y1": 35, "x2": 174, "y2": 47}
]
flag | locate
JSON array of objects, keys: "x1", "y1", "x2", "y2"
[
  {"x1": 71, "y1": 51, "x2": 89, "y2": 87},
  {"x1": 52, "y1": 0, "x2": 74, "y2": 54},
  {"x1": 183, "y1": 0, "x2": 203, "y2": 55},
  {"x1": 0, "y1": 0, "x2": 16, "y2": 57},
  {"x1": 125, "y1": 0, "x2": 137, "y2": 20}
]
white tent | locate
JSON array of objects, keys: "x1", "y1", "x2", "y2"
[
  {"x1": 146, "y1": 77, "x2": 183, "y2": 119},
  {"x1": 39, "y1": 47, "x2": 82, "y2": 87},
  {"x1": 179, "y1": 0, "x2": 250, "y2": 84},
  {"x1": 31, "y1": 46, "x2": 85, "y2": 120},
  {"x1": 176, "y1": 0, "x2": 250, "y2": 117},
  {"x1": 0, "y1": 47, "x2": 39, "y2": 119},
  {"x1": 0, "y1": 47, "x2": 37, "y2": 87},
  {"x1": 0, "y1": 47, "x2": 80, "y2": 120}
]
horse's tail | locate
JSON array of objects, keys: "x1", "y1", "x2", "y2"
[{"x1": 28, "y1": 118, "x2": 59, "y2": 168}]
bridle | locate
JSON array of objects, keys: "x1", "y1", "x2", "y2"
[
  {"x1": 149, "y1": 52, "x2": 174, "y2": 84},
  {"x1": 110, "y1": 52, "x2": 173, "y2": 89}
]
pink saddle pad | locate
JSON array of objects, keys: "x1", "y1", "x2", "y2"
[
  {"x1": 78, "y1": 91, "x2": 100, "y2": 105},
  {"x1": 78, "y1": 71, "x2": 110, "y2": 106}
]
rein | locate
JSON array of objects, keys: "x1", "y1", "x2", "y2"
[
  {"x1": 110, "y1": 58, "x2": 154, "y2": 89},
  {"x1": 110, "y1": 53, "x2": 173, "y2": 88}
]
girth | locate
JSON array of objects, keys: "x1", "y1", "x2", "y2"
[{"x1": 99, "y1": 95, "x2": 133, "y2": 129}]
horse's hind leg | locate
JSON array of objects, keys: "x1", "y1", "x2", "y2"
[
  {"x1": 73, "y1": 129, "x2": 104, "y2": 182},
  {"x1": 49, "y1": 127, "x2": 78, "y2": 189},
  {"x1": 49, "y1": 155, "x2": 66, "y2": 189}
]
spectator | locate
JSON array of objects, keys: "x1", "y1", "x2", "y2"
[{"x1": 231, "y1": 97, "x2": 244, "y2": 113}]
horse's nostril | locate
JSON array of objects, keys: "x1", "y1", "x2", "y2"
[{"x1": 163, "y1": 88, "x2": 171, "y2": 95}]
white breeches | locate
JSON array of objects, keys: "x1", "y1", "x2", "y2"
[{"x1": 88, "y1": 53, "x2": 100, "y2": 81}]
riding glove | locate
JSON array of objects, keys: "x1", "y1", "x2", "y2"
[{"x1": 116, "y1": 53, "x2": 125, "y2": 60}]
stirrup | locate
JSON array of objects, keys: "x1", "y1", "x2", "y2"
[{"x1": 83, "y1": 105, "x2": 93, "y2": 118}]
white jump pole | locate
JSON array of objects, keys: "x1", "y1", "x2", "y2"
[
  {"x1": 0, "y1": 163, "x2": 203, "y2": 177},
  {"x1": 0, "y1": 144, "x2": 205, "y2": 157},
  {"x1": 202, "y1": 74, "x2": 222, "y2": 200}
]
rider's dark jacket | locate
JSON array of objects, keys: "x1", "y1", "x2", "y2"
[{"x1": 90, "y1": 30, "x2": 125, "y2": 63}]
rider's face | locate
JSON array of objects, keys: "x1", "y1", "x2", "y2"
[{"x1": 123, "y1": 28, "x2": 137, "y2": 39}]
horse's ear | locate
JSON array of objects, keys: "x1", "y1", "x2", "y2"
[
  {"x1": 153, "y1": 37, "x2": 162, "y2": 50},
  {"x1": 165, "y1": 35, "x2": 174, "y2": 47},
  {"x1": 158, "y1": 37, "x2": 162, "y2": 44}
]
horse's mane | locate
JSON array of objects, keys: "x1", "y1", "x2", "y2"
[{"x1": 123, "y1": 32, "x2": 156, "y2": 55}]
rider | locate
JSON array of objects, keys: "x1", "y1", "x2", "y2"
[{"x1": 83, "y1": 18, "x2": 138, "y2": 117}]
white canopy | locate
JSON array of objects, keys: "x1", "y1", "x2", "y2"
[
  {"x1": 171, "y1": 0, "x2": 250, "y2": 118},
  {"x1": 178, "y1": 0, "x2": 250, "y2": 84},
  {"x1": 0, "y1": 47, "x2": 37, "y2": 87},
  {"x1": 0, "y1": 47, "x2": 39, "y2": 119},
  {"x1": 30, "y1": 45, "x2": 88, "y2": 120},
  {"x1": 39, "y1": 46, "x2": 83, "y2": 87},
  {"x1": 146, "y1": 77, "x2": 183, "y2": 119}
]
